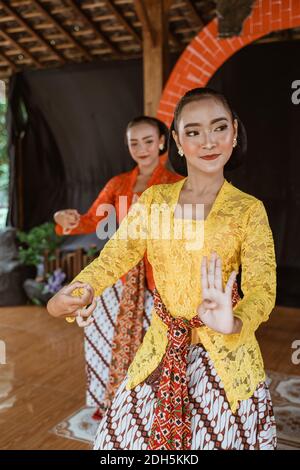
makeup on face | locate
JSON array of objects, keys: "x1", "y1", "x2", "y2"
[
  {"x1": 175, "y1": 99, "x2": 236, "y2": 169},
  {"x1": 127, "y1": 122, "x2": 162, "y2": 167}
]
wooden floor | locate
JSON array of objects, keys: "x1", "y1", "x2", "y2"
[
  {"x1": 0, "y1": 305, "x2": 90, "y2": 450},
  {"x1": 0, "y1": 303, "x2": 299, "y2": 450}
]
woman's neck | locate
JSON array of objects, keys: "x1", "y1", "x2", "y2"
[
  {"x1": 137, "y1": 157, "x2": 160, "y2": 177},
  {"x1": 184, "y1": 168, "x2": 225, "y2": 198}
]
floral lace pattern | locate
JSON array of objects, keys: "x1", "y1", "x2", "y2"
[{"x1": 73, "y1": 179, "x2": 277, "y2": 412}]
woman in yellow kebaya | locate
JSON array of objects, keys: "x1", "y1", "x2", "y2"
[{"x1": 47, "y1": 88, "x2": 277, "y2": 450}]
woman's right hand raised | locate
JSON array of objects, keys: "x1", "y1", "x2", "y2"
[
  {"x1": 47, "y1": 281, "x2": 96, "y2": 327},
  {"x1": 54, "y1": 209, "x2": 80, "y2": 234}
]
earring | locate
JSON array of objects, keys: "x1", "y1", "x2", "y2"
[
  {"x1": 178, "y1": 147, "x2": 184, "y2": 157},
  {"x1": 233, "y1": 138, "x2": 237, "y2": 148},
  {"x1": 159, "y1": 143, "x2": 164, "y2": 151}
]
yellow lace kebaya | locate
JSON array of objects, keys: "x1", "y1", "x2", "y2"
[{"x1": 72, "y1": 178, "x2": 276, "y2": 412}]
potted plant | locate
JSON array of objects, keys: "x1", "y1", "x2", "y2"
[
  {"x1": 17, "y1": 222, "x2": 66, "y2": 305},
  {"x1": 23, "y1": 268, "x2": 67, "y2": 305}
]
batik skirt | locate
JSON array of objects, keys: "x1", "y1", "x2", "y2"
[{"x1": 93, "y1": 344, "x2": 277, "y2": 450}]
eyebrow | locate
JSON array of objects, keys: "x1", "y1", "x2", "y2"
[
  {"x1": 183, "y1": 117, "x2": 229, "y2": 129},
  {"x1": 130, "y1": 135, "x2": 154, "y2": 141}
]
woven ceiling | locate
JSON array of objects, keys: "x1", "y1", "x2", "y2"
[
  {"x1": 0, "y1": 0, "x2": 299, "y2": 80},
  {"x1": 0, "y1": 0, "x2": 216, "y2": 79}
]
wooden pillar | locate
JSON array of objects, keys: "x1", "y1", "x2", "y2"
[{"x1": 134, "y1": 0, "x2": 171, "y2": 116}]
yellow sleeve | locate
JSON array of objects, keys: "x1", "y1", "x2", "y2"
[
  {"x1": 71, "y1": 186, "x2": 152, "y2": 296},
  {"x1": 233, "y1": 199, "x2": 277, "y2": 344}
]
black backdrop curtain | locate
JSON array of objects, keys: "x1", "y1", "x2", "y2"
[
  {"x1": 208, "y1": 39, "x2": 300, "y2": 306},
  {"x1": 7, "y1": 59, "x2": 143, "y2": 231}
]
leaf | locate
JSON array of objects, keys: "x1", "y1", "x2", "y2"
[{"x1": 16, "y1": 222, "x2": 63, "y2": 267}]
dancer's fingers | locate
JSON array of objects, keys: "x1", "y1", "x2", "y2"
[
  {"x1": 202, "y1": 299, "x2": 217, "y2": 309},
  {"x1": 66, "y1": 219, "x2": 79, "y2": 226},
  {"x1": 132, "y1": 194, "x2": 139, "y2": 204},
  {"x1": 214, "y1": 256, "x2": 223, "y2": 291},
  {"x1": 65, "y1": 209, "x2": 78, "y2": 217},
  {"x1": 198, "y1": 299, "x2": 217, "y2": 320},
  {"x1": 63, "y1": 283, "x2": 94, "y2": 306},
  {"x1": 225, "y1": 271, "x2": 237, "y2": 296},
  {"x1": 81, "y1": 286, "x2": 95, "y2": 304},
  {"x1": 70, "y1": 209, "x2": 80, "y2": 218},
  {"x1": 208, "y1": 253, "x2": 216, "y2": 288},
  {"x1": 63, "y1": 281, "x2": 87, "y2": 295},
  {"x1": 64, "y1": 221, "x2": 79, "y2": 230},
  {"x1": 75, "y1": 299, "x2": 96, "y2": 327},
  {"x1": 77, "y1": 300, "x2": 97, "y2": 318},
  {"x1": 201, "y1": 256, "x2": 208, "y2": 291},
  {"x1": 76, "y1": 315, "x2": 94, "y2": 328}
]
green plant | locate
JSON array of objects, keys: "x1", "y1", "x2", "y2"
[
  {"x1": 17, "y1": 222, "x2": 63, "y2": 267},
  {"x1": 86, "y1": 244, "x2": 99, "y2": 258}
]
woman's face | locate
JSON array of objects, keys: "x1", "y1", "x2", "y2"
[
  {"x1": 173, "y1": 97, "x2": 238, "y2": 175},
  {"x1": 127, "y1": 122, "x2": 164, "y2": 170}
]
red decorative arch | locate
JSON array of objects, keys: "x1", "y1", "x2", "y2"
[{"x1": 157, "y1": 0, "x2": 300, "y2": 126}]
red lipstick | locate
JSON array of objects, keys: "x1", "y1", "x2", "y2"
[{"x1": 200, "y1": 154, "x2": 220, "y2": 161}]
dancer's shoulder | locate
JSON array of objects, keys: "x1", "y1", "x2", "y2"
[
  {"x1": 226, "y1": 181, "x2": 262, "y2": 204},
  {"x1": 149, "y1": 180, "x2": 184, "y2": 204},
  {"x1": 225, "y1": 181, "x2": 266, "y2": 220}
]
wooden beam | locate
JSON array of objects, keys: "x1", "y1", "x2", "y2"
[
  {"x1": 105, "y1": 0, "x2": 142, "y2": 45},
  {"x1": 133, "y1": 0, "x2": 155, "y2": 46},
  {"x1": 29, "y1": 0, "x2": 94, "y2": 61},
  {"x1": 65, "y1": 0, "x2": 120, "y2": 56},
  {"x1": 134, "y1": 0, "x2": 172, "y2": 116},
  {"x1": 0, "y1": 0, "x2": 65, "y2": 65},
  {"x1": 0, "y1": 28, "x2": 42, "y2": 69},
  {"x1": 0, "y1": 70, "x2": 11, "y2": 80},
  {"x1": 169, "y1": 30, "x2": 182, "y2": 49},
  {"x1": 0, "y1": 48, "x2": 18, "y2": 72},
  {"x1": 10, "y1": 1, "x2": 31, "y2": 6},
  {"x1": 184, "y1": 0, "x2": 204, "y2": 28}
]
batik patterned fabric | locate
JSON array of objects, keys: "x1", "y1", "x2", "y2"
[
  {"x1": 148, "y1": 289, "x2": 204, "y2": 450},
  {"x1": 148, "y1": 283, "x2": 240, "y2": 450},
  {"x1": 104, "y1": 259, "x2": 146, "y2": 407},
  {"x1": 85, "y1": 281, "x2": 153, "y2": 411},
  {"x1": 93, "y1": 345, "x2": 277, "y2": 450}
]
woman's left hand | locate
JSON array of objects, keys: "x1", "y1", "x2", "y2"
[
  {"x1": 197, "y1": 253, "x2": 242, "y2": 334},
  {"x1": 47, "y1": 281, "x2": 96, "y2": 327}
]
